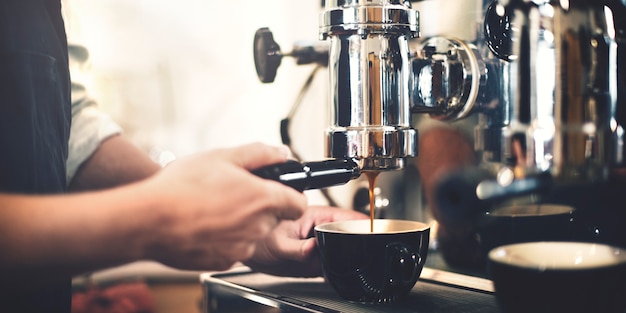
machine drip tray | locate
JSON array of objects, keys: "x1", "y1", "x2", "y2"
[{"x1": 200, "y1": 266, "x2": 501, "y2": 312}]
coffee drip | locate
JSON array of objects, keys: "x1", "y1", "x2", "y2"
[{"x1": 364, "y1": 171, "x2": 381, "y2": 232}]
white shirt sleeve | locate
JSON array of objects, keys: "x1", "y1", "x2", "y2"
[{"x1": 66, "y1": 81, "x2": 123, "y2": 185}]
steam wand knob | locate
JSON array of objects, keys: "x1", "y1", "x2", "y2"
[
  {"x1": 254, "y1": 27, "x2": 283, "y2": 83},
  {"x1": 253, "y1": 27, "x2": 328, "y2": 83}
]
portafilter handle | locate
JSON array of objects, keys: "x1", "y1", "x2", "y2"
[{"x1": 252, "y1": 159, "x2": 360, "y2": 192}]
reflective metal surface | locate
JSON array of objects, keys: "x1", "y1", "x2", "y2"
[
  {"x1": 410, "y1": 36, "x2": 483, "y2": 120},
  {"x1": 495, "y1": 0, "x2": 621, "y2": 183},
  {"x1": 407, "y1": 0, "x2": 626, "y2": 252},
  {"x1": 202, "y1": 266, "x2": 499, "y2": 313},
  {"x1": 409, "y1": 0, "x2": 625, "y2": 195},
  {"x1": 321, "y1": 0, "x2": 419, "y2": 171}
]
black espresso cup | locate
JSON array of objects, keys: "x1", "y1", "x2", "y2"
[
  {"x1": 477, "y1": 204, "x2": 575, "y2": 257},
  {"x1": 314, "y1": 219, "x2": 430, "y2": 303},
  {"x1": 488, "y1": 241, "x2": 626, "y2": 313}
]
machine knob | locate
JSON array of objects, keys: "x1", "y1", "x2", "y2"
[
  {"x1": 483, "y1": 0, "x2": 514, "y2": 61},
  {"x1": 254, "y1": 27, "x2": 283, "y2": 83},
  {"x1": 253, "y1": 28, "x2": 329, "y2": 83}
]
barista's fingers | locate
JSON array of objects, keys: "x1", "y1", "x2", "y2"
[
  {"x1": 261, "y1": 182, "x2": 307, "y2": 221},
  {"x1": 272, "y1": 233, "x2": 317, "y2": 262},
  {"x1": 210, "y1": 241, "x2": 258, "y2": 270},
  {"x1": 299, "y1": 238, "x2": 318, "y2": 259},
  {"x1": 228, "y1": 241, "x2": 257, "y2": 261},
  {"x1": 296, "y1": 205, "x2": 369, "y2": 239},
  {"x1": 223, "y1": 142, "x2": 290, "y2": 170},
  {"x1": 290, "y1": 237, "x2": 318, "y2": 261}
]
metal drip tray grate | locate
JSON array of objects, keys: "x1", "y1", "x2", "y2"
[{"x1": 201, "y1": 267, "x2": 501, "y2": 312}]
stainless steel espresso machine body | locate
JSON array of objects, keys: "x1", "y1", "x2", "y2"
[
  {"x1": 471, "y1": 0, "x2": 623, "y2": 186},
  {"x1": 320, "y1": 0, "x2": 419, "y2": 171},
  {"x1": 412, "y1": 0, "x2": 626, "y2": 249},
  {"x1": 254, "y1": 0, "x2": 626, "y2": 248}
]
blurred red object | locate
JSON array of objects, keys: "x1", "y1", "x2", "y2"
[{"x1": 72, "y1": 281, "x2": 156, "y2": 313}]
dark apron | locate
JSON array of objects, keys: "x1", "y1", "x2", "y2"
[{"x1": 0, "y1": 0, "x2": 72, "y2": 311}]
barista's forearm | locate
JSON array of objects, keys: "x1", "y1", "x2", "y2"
[
  {"x1": 69, "y1": 134, "x2": 162, "y2": 192},
  {"x1": 0, "y1": 182, "x2": 158, "y2": 283}
]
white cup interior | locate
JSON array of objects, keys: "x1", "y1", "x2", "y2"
[
  {"x1": 315, "y1": 219, "x2": 429, "y2": 234},
  {"x1": 489, "y1": 242, "x2": 626, "y2": 270}
]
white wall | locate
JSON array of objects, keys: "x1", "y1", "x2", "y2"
[{"x1": 64, "y1": 0, "x2": 328, "y2": 160}]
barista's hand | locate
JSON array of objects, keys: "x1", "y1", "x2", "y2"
[
  {"x1": 244, "y1": 205, "x2": 368, "y2": 277},
  {"x1": 141, "y1": 142, "x2": 307, "y2": 271}
]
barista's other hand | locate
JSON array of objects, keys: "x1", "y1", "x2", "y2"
[
  {"x1": 141, "y1": 142, "x2": 307, "y2": 271},
  {"x1": 244, "y1": 205, "x2": 368, "y2": 277}
]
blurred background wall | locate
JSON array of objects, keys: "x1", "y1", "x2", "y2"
[{"x1": 62, "y1": 0, "x2": 327, "y2": 164}]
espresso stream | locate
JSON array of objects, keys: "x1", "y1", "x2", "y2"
[{"x1": 364, "y1": 171, "x2": 380, "y2": 232}]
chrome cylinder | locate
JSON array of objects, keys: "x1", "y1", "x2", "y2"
[
  {"x1": 320, "y1": 0, "x2": 419, "y2": 171},
  {"x1": 497, "y1": 0, "x2": 621, "y2": 183}
]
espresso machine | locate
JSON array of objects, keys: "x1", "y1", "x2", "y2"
[
  {"x1": 199, "y1": 1, "x2": 626, "y2": 311},
  {"x1": 253, "y1": 0, "x2": 626, "y2": 259}
]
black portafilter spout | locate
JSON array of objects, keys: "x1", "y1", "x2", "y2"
[
  {"x1": 252, "y1": 158, "x2": 361, "y2": 192},
  {"x1": 434, "y1": 168, "x2": 553, "y2": 224}
]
